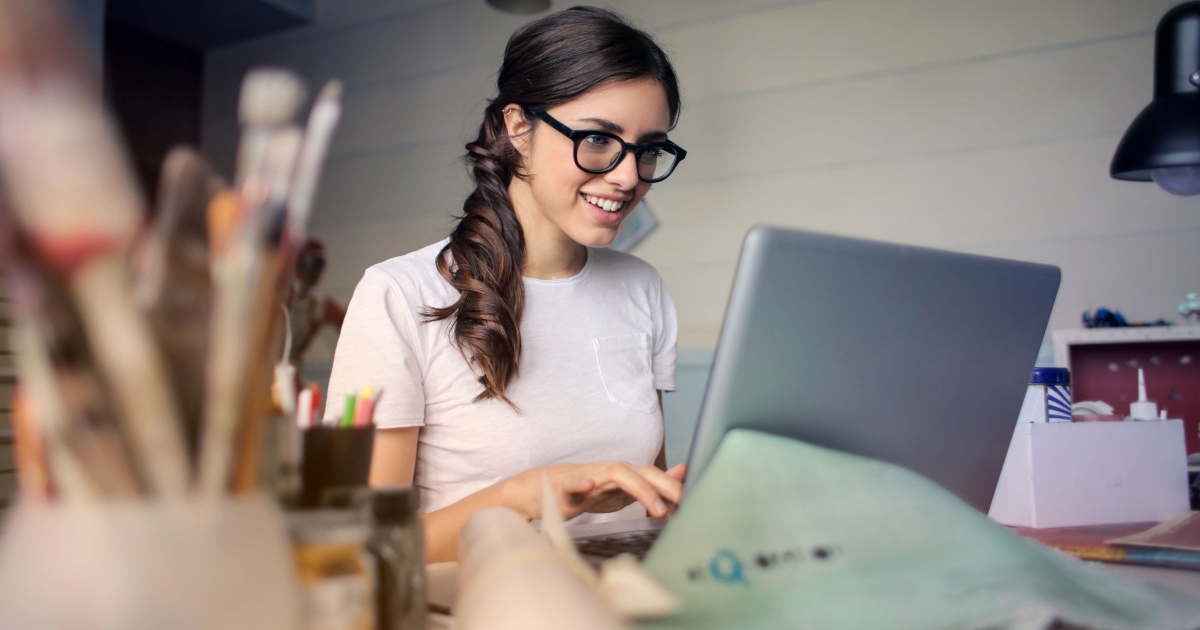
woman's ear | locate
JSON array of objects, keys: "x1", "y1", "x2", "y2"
[{"x1": 502, "y1": 104, "x2": 532, "y2": 156}]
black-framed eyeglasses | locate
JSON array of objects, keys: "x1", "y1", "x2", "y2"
[{"x1": 525, "y1": 107, "x2": 686, "y2": 183}]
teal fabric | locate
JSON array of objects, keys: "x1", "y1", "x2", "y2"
[{"x1": 639, "y1": 429, "x2": 1200, "y2": 630}]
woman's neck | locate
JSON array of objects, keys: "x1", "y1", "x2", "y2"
[
  {"x1": 510, "y1": 183, "x2": 588, "y2": 280},
  {"x1": 522, "y1": 229, "x2": 588, "y2": 280}
]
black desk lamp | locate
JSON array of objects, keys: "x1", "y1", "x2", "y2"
[
  {"x1": 1112, "y1": 1, "x2": 1200, "y2": 195},
  {"x1": 485, "y1": 0, "x2": 551, "y2": 13}
]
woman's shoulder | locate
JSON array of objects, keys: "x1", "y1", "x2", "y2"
[
  {"x1": 588, "y1": 247, "x2": 664, "y2": 283},
  {"x1": 358, "y1": 238, "x2": 453, "y2": 297}
]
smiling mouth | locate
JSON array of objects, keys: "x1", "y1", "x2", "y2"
[{"x1": 583, "y1": 194, "x2": 626, "y2": 213}]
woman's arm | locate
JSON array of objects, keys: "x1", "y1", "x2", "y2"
[
  {"x1": 370, "y1": 428, "x2": 518, "y2": 562},
  {"x1": 370, "y1": 427, "x2": 480, "y2": 562},
  {"x1": 369, "y1": 426, "x2": 686, "y2": 563},
  {"x1": 369, "y1": 427, "x2": 419, "y2": 486}
]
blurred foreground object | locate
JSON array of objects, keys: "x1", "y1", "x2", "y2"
[
  {"x1": 0, "y1": 0, "x2": 189, "y2": 498},
  {"x1": 133, "y1": 147, "x2": 225, "y2": 465},
  {"x1": 0, "y1": 496, "x2": 300, "y2": 630},
  {"x1": 0, "y1": 0, "x2": 341, "y2": 627},
  {"x1": 457, "y1": 507, "x2": 629, "y2": 630},
  {"x1": 454, "y1": 475, "x2": 678, "y2": 629},
  {"x1": 369, "y1": 487, "x2": 428, "y2": 630},
  {"x1": 0, "y1": 0, "x2": 341, "y2": 498},
  {"x1": 641, "y1": 429, "x2": 1200, "y2": 629}
]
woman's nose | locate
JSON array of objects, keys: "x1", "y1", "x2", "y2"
[{"x1": 604, "y1": 150, "x2": 640, "y2": 190}]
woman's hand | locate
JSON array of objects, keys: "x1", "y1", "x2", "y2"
[{"x1": 505, "y1": 462, "x2": 687, "y2": 521}]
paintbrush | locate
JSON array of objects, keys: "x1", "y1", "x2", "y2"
[
  {"x1": 0, "y1": 0, "x2": 190, "y2": 498},
  {"x1": 286, "y1": 80, "x2": 342, "y2": 246},
  {"x1": 132, "y1": 147, "x2": 225, "y2": 469},
  {"x1": 234, "y1": 69, "x2": 307, "y2": 189},
  {"x1": 134, "y1": 147, "x2": 225, "y2": 308},
  {"x1": 0, "y1": 206, "x2": 80, "y2": 502},
  {"x1": 229, "y1": 81, "x2": 342, "y2": 492},
  {"x1": 198, "y1": 69, "x2": 306, "y2": 496},
  {"x1": 10, "y1": 387, "x2": 53, "y2": 502},
  {"x1": 6, "y1": 287, "x2": 102, "y2": 502},
  {"x1": 229, "y1": 129, "x2": 305, "y2": 493},
  {"x1": 2, "y1": 234, "x2": 141, "y2": 500}
]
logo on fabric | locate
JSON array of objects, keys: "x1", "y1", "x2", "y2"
[{"x1": 685, "y1": 544, "x2": 844, "y2": 587}]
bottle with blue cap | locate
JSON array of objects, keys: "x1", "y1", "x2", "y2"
[{"x1": 1016, "y1": 367, "x2": 1072, "y2": 424}]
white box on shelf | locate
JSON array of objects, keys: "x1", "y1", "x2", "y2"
[{"x1": 989, "y1": 420, "x2": 1190, "y2": 528}]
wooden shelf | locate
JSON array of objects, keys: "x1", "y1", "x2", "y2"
[
  {"x1": 1052, "y1": 327, "x2": 1200, "y2": 367},
  {"x1": 1053, "y1": 327, "x2": 1200, "y2": 453}
]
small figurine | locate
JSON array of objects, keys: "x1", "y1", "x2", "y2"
[{"x1": 287, "y1": 238, "x2": 346, "y2": 363}]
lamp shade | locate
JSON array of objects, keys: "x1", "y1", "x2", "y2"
[
  {"x1": 1111, "y1": 2, "x2": 1200, "y2": 189},
  {"x1": 485, "y1": 0, "x2": 551, "y2": 13}
]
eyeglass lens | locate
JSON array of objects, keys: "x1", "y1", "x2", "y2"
[{"x1": 576, "y1": 134, "x2": 681, "y2": 182}]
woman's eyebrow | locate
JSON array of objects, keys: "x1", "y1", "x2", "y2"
[
  {"x1": 576, "y1": 117, "x2": 623, "y2": 133},
  {"x1": 576, "y1": 117, "x2": 669, "y2": 142}
]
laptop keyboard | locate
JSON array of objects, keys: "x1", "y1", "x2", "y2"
[{"x1": 574, "y1": 529, "x2": 661, "y2": 560}]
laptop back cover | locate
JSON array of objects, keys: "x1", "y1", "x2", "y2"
[{"x1": 685, "y1": 225, "x2": 1061, "y2": 512}]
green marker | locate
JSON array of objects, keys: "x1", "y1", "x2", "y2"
[{"x1": 341, "y1": 393, "x2": 357, "y2": 428}]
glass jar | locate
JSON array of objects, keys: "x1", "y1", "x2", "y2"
[
  {"x1": 368, "y1": 487, "x2": 427, "y2": 630},
  {"x1": 290, "y1": 509, "x2": 377, "y2": 630}
]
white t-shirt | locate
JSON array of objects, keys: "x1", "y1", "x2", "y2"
[{"x1": 324, "y1": 240, "x2": 678, "y2": 517}]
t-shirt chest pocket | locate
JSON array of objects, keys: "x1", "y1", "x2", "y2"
[{"x1": 592, "y1": 333, "x2": 658, "y2": 414}]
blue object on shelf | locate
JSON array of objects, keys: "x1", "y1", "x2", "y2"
[{"x1": 1030, "y1": 367, "x2": 1071, "y2": 386}]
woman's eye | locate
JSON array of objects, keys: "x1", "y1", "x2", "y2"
[
  {"x1": 638, "y1": 147, "x2": 664, "y2": 163},
  {"x1": 584, "y1": 135, "x2": 611, "y2": 148}
]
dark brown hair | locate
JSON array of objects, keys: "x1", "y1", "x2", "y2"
[{"x1": 422, "y1": 6, "x2": 681, "y2": 405}]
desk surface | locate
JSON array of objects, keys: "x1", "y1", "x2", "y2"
[
  {"x1": 1106, "y1": 563, "x2": 1200, "y2": 600},
  {"x1": 424, "y1": 554, "x2": 1200, "y2": 626}
]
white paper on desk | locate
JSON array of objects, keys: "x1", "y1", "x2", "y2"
[{"x1": 638, "y1": 429, "x2": 1200, "y2": 630}]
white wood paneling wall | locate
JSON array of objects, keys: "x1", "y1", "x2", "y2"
[{"x1": 203, "y1": 0, "x2": 1200, "y2": 362}]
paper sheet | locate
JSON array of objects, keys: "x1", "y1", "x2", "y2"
[
  {"x1": 1110, "y1": 512, "x2": 1200, "y2": 552},
  {"x1": 639, "y1": 429, "x2": 1200, "y2": 630}
]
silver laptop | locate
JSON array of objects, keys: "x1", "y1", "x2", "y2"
[{"x1": 570, "y1": 225, "x2": 1060, "y2": 557}]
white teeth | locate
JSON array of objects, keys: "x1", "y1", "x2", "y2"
[{"x1": 584, "y1": 194, "x2": 624, "y2": 212}]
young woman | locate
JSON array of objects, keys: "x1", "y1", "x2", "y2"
[{"x1": 325, "y1": 6, "x2": 688, "y2": 562}]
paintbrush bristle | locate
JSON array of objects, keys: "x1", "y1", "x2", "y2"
[
  {"x1": 238, "y1": 69, "x2": 307, "y2": 128},
  {"x1": 316, "y1": 80, "x2": 343, "y2": 104}
]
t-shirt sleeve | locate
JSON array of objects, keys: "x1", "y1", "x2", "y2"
[
  {"x1": 651, "y1": 274, "x2": 678, "y2": 392},
  {"x1": 324, "y1": 267, "x2": 426, "y2": 428}
]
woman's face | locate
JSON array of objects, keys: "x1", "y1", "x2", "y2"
[{"x1": 507, "y1": 79, "x2": 672, "y2": 249}]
